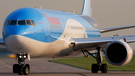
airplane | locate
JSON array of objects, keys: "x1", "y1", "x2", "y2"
[{"x1": 0, "y1": 0, "x2": 135, "y2": 75}]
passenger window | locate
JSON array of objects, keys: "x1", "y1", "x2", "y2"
[
  {"x1": 9, "y1": 20, "x2": 17, "y2": 25},
  {"x1": 26, "y1": 20, "x2": 32, "y2": 25},
  {"x1": 18, "y1": 20, "x2": 26, "y2": 25}
]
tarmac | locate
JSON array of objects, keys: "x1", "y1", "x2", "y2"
[{"x1": 0, "y1": 57, "x2": 135, "y2": 76}]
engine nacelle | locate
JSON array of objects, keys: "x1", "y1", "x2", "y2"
[{"x1": 105, "y1": 41, "x2": 133, "y2": 66}]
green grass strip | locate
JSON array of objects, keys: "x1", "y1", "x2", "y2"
[{"x1": 50, "y1": 57, "x2": 135, "y2": 71}]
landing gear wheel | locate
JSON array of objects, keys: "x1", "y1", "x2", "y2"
[
  {"x1": 18, "y1": 66, "x2": 23, "y2": 75},
  {"x1": 82, "y1": 48, "x2": 108, "y2": 74},
  {"x1": 101, "y1": 64, "x2": 108, "y2": 73},
  {"x1": 13, "y1": 64, "x2": 19, "y2": 73},
  {"x1": 23, "y1": 64, "x2": 30, "y2": 75},
  {"x1": 91, "y1": 64, "x2": 98, "y2": 73}
]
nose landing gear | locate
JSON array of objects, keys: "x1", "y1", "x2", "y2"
[{"x1": 13, "y1": 53, "x2": 30, "y2": 75}]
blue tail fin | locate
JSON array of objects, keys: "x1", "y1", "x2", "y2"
[{"x1": 81, "y1": 0, "x2": 93, "y2": 17}]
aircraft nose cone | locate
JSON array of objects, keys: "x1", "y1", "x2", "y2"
[{"x1": 4, "y1": 35, "x2": 26, "y2": 54}]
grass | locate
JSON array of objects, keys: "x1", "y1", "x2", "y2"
[{"x1": 50, "y1": 57, "x2": 135, "y2": 71}]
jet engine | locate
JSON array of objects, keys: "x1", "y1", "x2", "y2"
[{"x1": 105, "y1": 41, "x2": 133, "y2": 66}]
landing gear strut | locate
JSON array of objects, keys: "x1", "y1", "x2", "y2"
[
  {"x1": 82, "y1": 47, "x2": 108, "y2": 73},
  {"x1": 13, "y1": 53, "x2": 30, "y2": 75}
]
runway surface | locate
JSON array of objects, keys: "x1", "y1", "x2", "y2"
[{"x1": 0, "y1": 58, "x2": 134, "y2": 76}]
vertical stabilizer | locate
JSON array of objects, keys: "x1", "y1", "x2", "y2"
[{"x1": 81, "y1": 0, "x2": 93, "y2": 17}]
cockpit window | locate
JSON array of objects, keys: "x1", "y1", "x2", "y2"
[
  {"x1": 4, "y1": 20, "x2": 36, "y2": 27},
  {"x1": 31, "y1": 20, "x2": 36, "y2": 26},
  {"x1": 18, "y1": 20, "x2": 26, "y2": 25},
  {"x1": 4, "y1": 20, "x2": 10, "y2": 26},
  {"x1": 26, "y1": 20, "x2": 32, "y2": 25},
  {"x1": 10, "y1": 20, "x2": 17, "y2": 25}
]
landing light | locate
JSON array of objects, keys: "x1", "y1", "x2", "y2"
[
  {"x1": 19, "y1": 56, "x2": 22, "y2": 58},
  {"x1": 24, "y1": 56, "x2": 26, "y2": 58}
]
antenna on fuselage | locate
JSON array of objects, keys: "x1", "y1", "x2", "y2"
[
  {"x1": 40, "y1": 5, "x2": 42, "y2": 9},
  {"x1": 73, "y1": 10, "x2": 76, "y2": 13}
]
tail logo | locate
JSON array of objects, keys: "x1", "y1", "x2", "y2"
[{"x1": 90, "y1": 0, "x2": 93, "y2": 9}]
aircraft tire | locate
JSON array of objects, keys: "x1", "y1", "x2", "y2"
[
  {"x1": 101, "y1": 64, "x2": 108, "y2": 73},
  {"x1": 18, "y1": 66, "x2": 23, "y2": 75},
  {"x1": 91, "y1": 64, "x2": 98, "y2": 73},
  {"x1": 13, "y1": 64, "x2": 19, "y2": 73},
  {"x1": 23, "y1": 64, "x2": 30, "y2": 75}
]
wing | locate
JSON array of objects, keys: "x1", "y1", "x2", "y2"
[
  {"x1": 100, "y1": 25, "x2": 135, "y2": 33},
  {"x1": 69, "y1": 35, "x2": 135, "y2": 51},
  {"x1": 0, "y1": 38, "x2": 6, "y2": 48}
]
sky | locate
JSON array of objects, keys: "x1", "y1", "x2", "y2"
[{"x1": 0, "y1": 0, "x2": 135, "y2": 48}]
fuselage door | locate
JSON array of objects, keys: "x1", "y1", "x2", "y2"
[{"x1": 43, "y1": 17, "x2": 49, "y2": 36}]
